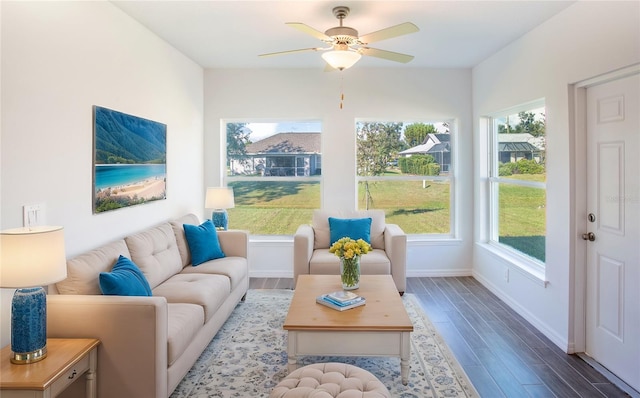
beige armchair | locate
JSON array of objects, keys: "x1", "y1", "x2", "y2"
[{"x1": 293, "y1": 210, "x2": 407, "y2": 294}]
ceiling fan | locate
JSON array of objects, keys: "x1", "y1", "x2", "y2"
[{"x1": 259, "y1": 6, "x2": 419, "y2": 70}]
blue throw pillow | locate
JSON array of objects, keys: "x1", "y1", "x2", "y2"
[
  {"x1": 328, "y1": 217, "x2": 373, "y2": 246},
  {"x1": 183, "y1": 219, "x2": 225, "y2": 266},
  {"x1": 99, "y1": 255, "x2": 152, "y2": 296}
]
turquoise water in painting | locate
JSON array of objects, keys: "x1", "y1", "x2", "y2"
[{"x1": 95, "y1": 164, "x2": 166, "y2": 190}]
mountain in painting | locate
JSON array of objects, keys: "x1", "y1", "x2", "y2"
[{"x1": 94, "y1": 106, "x2": 166, "y2": 164}]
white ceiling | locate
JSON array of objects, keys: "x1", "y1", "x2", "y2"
[{"x1": 112, "y1": 1, "x2": 575, "y2": 69}]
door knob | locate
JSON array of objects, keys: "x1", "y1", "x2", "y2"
[{"x1": 582, "y1": 232, "x2": 596, "y2": 241}]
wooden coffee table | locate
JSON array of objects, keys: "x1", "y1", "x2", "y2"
[{"x1": 284, "y1": 274, "x2": 413, "y2": 384}]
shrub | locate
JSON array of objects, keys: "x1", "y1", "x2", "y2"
[
  {"x1": 398, "y1": 157, "x2": 408, "y2": 171},
  {"x1": 499, "y1": 162, "x2": 516, "y2": 176},
  {"x1": 516, "y1": 159, "x2": 545, "y2": 174},
  {"x1": 399, "y1": 155, "x2": 439, "y2": 176},
  {"x1": 499, "y1": 159, "x2": 544, "y2": 176},
  {"x1": 426, "y1": 163, "x2": 440, "y2": 175}
]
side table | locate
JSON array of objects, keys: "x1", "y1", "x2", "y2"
[{"x1": 0, "y1": 338, "x2": 99, "y2": 398}]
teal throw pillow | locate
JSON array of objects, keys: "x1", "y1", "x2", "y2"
[
  {"x1": 183, "y1": 219, "x2": 225, "y2": 266},
  {"x1": 328, "y1": 217, "x2": 373, "y2": 246},
  {"x1": 99, "y1": 255, "x2": 152, "y2": 296}
]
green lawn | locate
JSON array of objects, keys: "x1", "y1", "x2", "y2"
[
  {"x1": 226, "y1": 176, "x2": 545, "y2": 261},
  {"x1": 358, "y1": 180, "x2": 450, "y2": 234},
  {"x1": 227, "y1": 181, "x2": 319, "y2": 235},
  {"x1": 498, "y1": 175, "x2": 546, "y2": 261}
]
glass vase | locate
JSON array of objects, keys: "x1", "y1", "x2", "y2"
[{"x1": 340, "y1": 256, "x2": 361, "y2": 290}]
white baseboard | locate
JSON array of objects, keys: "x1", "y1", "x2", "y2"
[
  {"x1": 249, "y1": 270, "x2": 293, "y2": 278},
  {"x1": 472, "y1": 270, "x2": 570, "y2": 352},
  {"x1": 249, "y1": 269, "x2": 474, "y2": 278},
  {"x1": 406, "y1": 269, "x2": 474, "y2": 278}
]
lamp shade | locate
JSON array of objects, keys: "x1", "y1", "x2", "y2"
[
  {"x1": 322, "y1": 50, "x2": 362, "y2": 70},
  {"x1": 0, "y1": 226, "x2": 67, "y2": 288},
  {"x1": 205, "y1": 187, "x2": 235, "y2": 210}
]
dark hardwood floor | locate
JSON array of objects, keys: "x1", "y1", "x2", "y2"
[{"x1": 249, "y1": 276, "x2": 634, "y2": 398}]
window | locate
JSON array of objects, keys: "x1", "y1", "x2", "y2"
[
  {"x1": 356, "y1": 121, "x2": 454, "y2": 235},
  {"x1": 488, "y1": 102, "x2": 546, "y2": 264},
  {"x1": 225, "y1": 121, "x2": 322, "y2": 235}
]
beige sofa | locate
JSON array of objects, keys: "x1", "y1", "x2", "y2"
[
  {"x1": 46, "y1": 213, "x2": 249, "y2": 398},
  {"x1": 293, "y1": 210, "x2": 407, "y2": 294}
]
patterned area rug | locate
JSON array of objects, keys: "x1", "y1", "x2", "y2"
[{"x1": 171, "y1": 289, "x2": 479, "y2": 398}]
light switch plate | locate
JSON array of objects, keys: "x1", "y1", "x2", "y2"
[{"x1": 23, "y1": 204, "x2": 45, "y2": 227}]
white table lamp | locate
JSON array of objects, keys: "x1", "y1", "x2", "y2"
[
  {"x1": 205, "y1": 187, "x2": 235, "y2": 230},
  {"x1": 0, "y1": 226, "x2": 67, "y2": 364}
]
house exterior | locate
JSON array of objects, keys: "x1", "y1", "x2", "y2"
[
  {"x1": 399, "y1": 133, "x2": 451, "y2": 172},
  {"x1": 230, "y1": 133, "x2": 321, "y2": 176},
  {"x1": 497, "y1": 133, "x2": 545, "y2": 163},
  {"x1": 399, "y1": 133, "x2": 545, "y2": 170}
]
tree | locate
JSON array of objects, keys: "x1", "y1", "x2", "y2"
[
  {"x1": 498, "y1": 112, "x2": 545, "y2": 137},
  {"x1": 356, "y1": 122, "x2": 404, "y2": 208},
  {"x1": 226, "y1": 123, "x2": 251, "y2": 157},
  {"x1": 403, "y1": 123, "x2": 439, "y2": 147},
  {"x1": 498, "y1": 123, "x2": 513, "y2": 134},
  {"x1": 515, "y1": 111, "x2": 545, "y2": 137},
  {"x1": 357, "y1": 122, "x2": 404, "y2": 176},
  {"x1": 226, "y1": 123, "x2": 252, "y2": 171}
]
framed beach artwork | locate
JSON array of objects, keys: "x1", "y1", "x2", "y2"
[{"x1": 93, "y1": 106, "x2": 167, "y2": 213}]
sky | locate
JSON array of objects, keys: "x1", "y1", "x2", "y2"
[
  {"x1": 245, "y1": 121, "x2": 322, "y2": 141},
  {"x1": 243, "y1": 120, "x2": 453, "y2": 142}
]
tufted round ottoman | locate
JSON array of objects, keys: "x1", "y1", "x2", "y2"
[{"x1": 270, "y1": 363, "x2": 390, "y2": 398}]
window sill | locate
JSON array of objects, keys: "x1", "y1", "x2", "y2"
[
  {"x1": 249, "y1": 235, "x2": 293, "y2": 241},
  {"x1": 408, "y1": 236, "x2": 462, "y2": 245},
  {"x1": 476, "y1": 242, "x2": 548, "y2": 287},
  {"x1": 248, "y1": 235, "x2": 463, "y2": 245}
]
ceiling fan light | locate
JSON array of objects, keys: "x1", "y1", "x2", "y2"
[{"x1": 322, "y1": 50, "x2": 361, "y2": 70}]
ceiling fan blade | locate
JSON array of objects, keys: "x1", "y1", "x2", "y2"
[
  {"x1": 359, "y1": 22, "x2": 419, "y2": 44},
  {"x1": 259, "y1": 47, "x2": 325, "y2": 57},
  {"x1": 286, "y1": 22, "x2": 332, "y2": 42},
  {"x1": 359, "y1": 47, "x2": 415, "y2": 63}
]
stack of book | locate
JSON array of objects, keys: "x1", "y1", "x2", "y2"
[{"x1": 316, "y1": 290, "x2": 366, "y2": 311}]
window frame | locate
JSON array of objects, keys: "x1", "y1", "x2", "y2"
[
  {"x1": 486, "y1": 100, "x2": 547, "y2": 274},
  {"x1": 355, "y1": 118, "x2": 458, "y2": 239}
]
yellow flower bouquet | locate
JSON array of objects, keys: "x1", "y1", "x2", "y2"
[{"x1": 329, "y1": 237, "x2": 372, "y2": 290}]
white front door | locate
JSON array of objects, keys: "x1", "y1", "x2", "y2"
[{"x1": 585, "y1": 72, "x2": 639, "y2": 391}]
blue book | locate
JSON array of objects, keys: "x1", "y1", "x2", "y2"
[
  {"x1": 316, "y1": 294, "x2": 366, "y2": 311},
  {"x1": 326, "y1": 290, "x2": 360, "y2": 303},
  {"x1": 321, "y1": 295, "x2": 362, "y2": 307}
]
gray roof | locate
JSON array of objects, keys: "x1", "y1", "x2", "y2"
[
  {"x1": 399, "y1": 143, "x2": 430, "y2": 155},
  {"x1": 425, "y1": 134, "x2": 451, "y2": 144},
  {"x1": 497, "y1": 133, "x2": 544, "y2": 151},
  {"x1": 430, "y1": 143, "x2": 450, "y2": 152},
  {"x1": 246, "y1": 133, "x2": 321, "y2": 155},
  {"x1": 400, "y1": 133, "x2": 451, "y2": 155},
  {"x1": 498, "y1": 142, "x2": 540, "y2": 152}
]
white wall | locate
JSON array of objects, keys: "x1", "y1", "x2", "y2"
[
  {"x1": 0, "y1": 2, "x2": 204, "y2": 347},
  {"x1": 472, "y1": 1, "x2": 640, "y2": 351},
  {"x1": 5, "y1": 0, "x2": 633, "y2": 359},
  {"x1": 204, "y1": 68, "x2": 474, "y2": 278}
]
